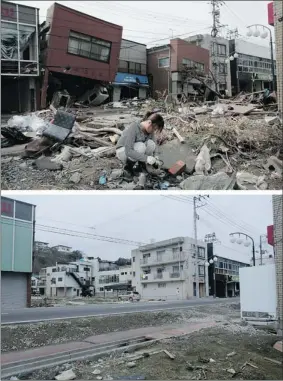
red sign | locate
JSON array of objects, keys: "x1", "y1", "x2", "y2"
[
  {"x1": 1, "y1": 6, "x2": 16, "y2": 19},
  {"x1": 267, "y1": 225, "x2": 274, "y2": 246},
  {"x1": 268, "y1": 2, "x2": 274, "y2": 26},
  {"x1": 1, "y1": 199, "x2": 14, "y2": 217}
]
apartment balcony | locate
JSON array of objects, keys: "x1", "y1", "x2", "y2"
[
  {"x1": 140, "y1": 252, "x2": 185, "y2": 267},
  {"x1": 141, "y1": 271, "x2": 185, "y2": 283}
]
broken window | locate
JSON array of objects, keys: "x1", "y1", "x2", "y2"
[
  {"x1": 1, "y1": 197, "x2": 14, "y2": 217},
  {"x1": 1, "y1": 22, "x2": 18, "y2": 60},
  {"x1": 158, "y1": 283, "x2": 166, "y2": 288}
]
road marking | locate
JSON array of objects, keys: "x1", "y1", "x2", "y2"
[{"x1": 1, "y1": 300, "x2": 232, "y2": 325}]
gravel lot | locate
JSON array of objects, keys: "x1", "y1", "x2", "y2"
[{"x1": 2, "y1": 302, "x2": 240, "y2": 353}]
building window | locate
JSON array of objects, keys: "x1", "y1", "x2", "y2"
[
  {"x1": 132, "y1": 257, "x2": 135, "y2": 263},
  {"x1": 217, "y1": 44, "x2": 226, "y2": 56},
  {"x1": 142, "y1": 284, "x2": 147, "y2": 288},
  {"x1": 58, "y1": 277, "x2": 63, "y2": 282},
  {"x1": 198, "y1": 265, "x2": 204, "y2": 276},
  {"x1": 197, "y1": 247, "x2": 205, "y2": 259},
  {"x1": 1, "y1": 197, "x2": 14, "y2": 217},
  {"x1": 219, "y1": 63, "x2": 227, "y2": 74},
  {"x1": 15, "y1": 201, "x2": 33, "y2": 221},
  {"x1": 100, "y1": 287, "x2": 104, "y2": 292},
  {"x1": 158, "y1": 57, "x2": 169, "y2": 68},
  {"x1": 121, "y1": 272, "x2": 124, "y2": 275},
  {"x1": 51, "y1": 278, "x2": 56, "y2": 284},
  {"x1": 52, "y1": 268, "x2": 56, "y2": 272},
  {"x1": 118, "y1": 60, "x2": 146, "y2": 75},
  {"x1": 133, "y1": 271, "x2": 136, "y2": 277},
  {"x1": 83, "y1": 267, "x2": 90, "y2": 272},
  {"x1": 68, "y1": 31, "x2": 111, "y2": 63},
  {"x1": 158, "y1": 283, "x2": 166, "y2": 288},
  {"x1": 172, "y1": 265, "x2": 183, "y2": 273}
]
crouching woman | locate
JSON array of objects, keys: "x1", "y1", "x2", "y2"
[{"x1": 116, "y1": 112, "x2": 164, "y2": 170}]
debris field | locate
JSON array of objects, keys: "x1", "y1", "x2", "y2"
[{"x1": 1, "y1": 91, "x2": 282, "y2": 190}]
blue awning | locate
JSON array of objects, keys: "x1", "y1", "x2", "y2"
[{"x1": 113, "y1": 72, "x2": 149, "y2": 86}]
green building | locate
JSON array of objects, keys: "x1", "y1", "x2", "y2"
[{"x1": 1, "y1": 197, "x2": 36, "y2": 310}]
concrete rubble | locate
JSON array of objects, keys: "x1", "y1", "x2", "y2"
[{"x1": 1, "y1": 92, "x2": 282, "y2": 190}]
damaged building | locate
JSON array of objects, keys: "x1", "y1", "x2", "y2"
[
  {"x1": 1, "y1": 1, "x2": 40, "y2": 113},
  {"x1": 111, "y1": 39, "x2": 148, "y2": 101},
  {"x1": 40, "y1": 2, "x2": 123, "y2": 108},
  {"x1": 147, "y1": 38, "x2": 210, "y2": 101}
]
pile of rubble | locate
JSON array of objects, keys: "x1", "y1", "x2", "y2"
[{"x1": 1, "y1": 93, "x2": 282, "y2": 190}]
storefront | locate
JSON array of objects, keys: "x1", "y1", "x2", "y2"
[
  {"x1": 1, "y1": 1, "x2": 40, "y2": 113},
  {"x1": 111, "y1": 72, "x2": 149, "y2": 101}
]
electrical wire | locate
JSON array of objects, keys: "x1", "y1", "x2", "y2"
[{"x1": 1, "y1": 220, "x2": 145, "y2": 246}]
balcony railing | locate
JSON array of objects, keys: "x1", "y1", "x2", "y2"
[
  {"x1": 140, "y1": 252, "x2": 185, "y2": 266},
  {"x1": 141, "y1": 271, "x2": 185, "y2": 282}
]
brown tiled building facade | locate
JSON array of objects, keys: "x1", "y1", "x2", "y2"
[
  {"x1": 274, "y1": 1, "x2": 282, "y2": 118},
  {"x1": 273, "y1": 195, "x2": 283, "y2": 335}
]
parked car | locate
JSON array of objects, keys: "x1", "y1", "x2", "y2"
[{"x1": 118, "y1": 291, "x2": 141, "y2": 302}]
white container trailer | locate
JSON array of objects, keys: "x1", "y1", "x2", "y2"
[{"x1": 239, "y1": 264, "x2": 277, "y2": 321}]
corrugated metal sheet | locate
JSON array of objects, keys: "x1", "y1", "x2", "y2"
[{"x1": 1, "y1": 272, "x2": 27, "y2": 310}]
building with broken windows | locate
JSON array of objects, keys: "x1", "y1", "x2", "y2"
[
  {"x1": 40, "y1": 2, "x2": 123, "y2": 108},
  {"x1": 111, "y1": 39, "x2": 148, "y2": 101},
  {"x1": 1, "y1": 197, "x2": 36, "y2": 310},
  {"x1": 147, "y1": 38, "x2": 209, "y2": 101},
  {"x1": 1, "y1": 1, "x2": 40, "y2": 113},
  {"x1": 229, "y1": 39, "x2": 277, "y2": 95}
]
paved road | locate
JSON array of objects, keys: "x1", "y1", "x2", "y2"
[{"x1": 1, "y1": 298, "x2": 239, "y2": 325}]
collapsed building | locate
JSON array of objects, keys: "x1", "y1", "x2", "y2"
[{"x1": 39, "y1": 2, "x2": 123, "y2": 109}]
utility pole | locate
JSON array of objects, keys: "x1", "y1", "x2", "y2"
[
  {"x1": 210, "y1": 0, "x2": 225, "y2": 93},
  {"x1": 259, "y1": 234, "x2": 267, "y2": 265},
  {"x1": 193, "y1": 195, "x2": 209, "y2": 298}
]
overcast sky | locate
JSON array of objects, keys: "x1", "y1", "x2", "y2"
[
  {"x1": 3, "y1": 192, "x2": 274, "y2": 264},
  {"x1": 14, "y1": 0, "x2": 272, "y2": 47}
]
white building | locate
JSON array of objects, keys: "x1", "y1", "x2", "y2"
[
  {"x1": 186, "y1": 34, "x2": 232, "y2": 96},
  {"x1": 39, "y1": 257, "x2": 133, "y2": 297},
  {"x1": 131, "y1": 237, "x2": 208, "y2": 301},
  {"x1": 35, "y1": 241, "x2": 49, "y2": 250},
  {"x1": 51, "y1": 245, "x2": 72, "y2": 253}
]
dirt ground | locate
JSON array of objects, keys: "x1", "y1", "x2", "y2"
[
  {"x1": 15, "y1": 321, "x2": 282, "y2": 380},
  {"x1": 1, "y1": 302, "x2": 241, "y2": 353}
]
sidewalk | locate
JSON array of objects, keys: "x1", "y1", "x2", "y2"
[{"x1": 1, "y1": 321, "x2": 216, "y2": 366}]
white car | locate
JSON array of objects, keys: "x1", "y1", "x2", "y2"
[{"x1": 118, "y1": 291, "x2": 141, "y2": 302}]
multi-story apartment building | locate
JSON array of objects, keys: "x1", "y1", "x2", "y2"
[
  {"x1": 40, "y1": 2, "x2": 123, "y2": 108},
  {"x1": 207, "y1": 243, "x2": 250, "y2": 298},
  {"x1": 229, "y1": 39, "x2": 277, "y2": 95},
  {"x1": 112, "y1": 39, "x2": 148, "y2": 101},
  {"x1": 186, "y1": 34, "x2": 232, "y2": 96},
  {"x1": 147, "y1": 38, "x2": 209, "y2": 100},
  {"x1": 39, "y1": 257, "x2": 132, "y2": 297},
  {"x1": 131, "y1": 237, "x2": 208, "y2": 300},
  {"x1": 1, "y1": 1, "x2": 40, "y2": 113},
  {"x1": 273, "y1": 195, "x2": 282, "y2": 336},
  {"x1": 1, "y1": 197, "x2": 36, "y2": 309}
]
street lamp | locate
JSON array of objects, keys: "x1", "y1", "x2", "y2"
[
  {"x1": 230, "y1": 232, "x2": 256, "y2": 266},
  {"x1": 225, "y1": 52, "x2": 238, "y2": 63},
  {"x1": 205, "y1": 256, "x2": 218, "y2": 298},
  {"x1": 246, "y1": 24, "x2": 276, "y2": 92}
]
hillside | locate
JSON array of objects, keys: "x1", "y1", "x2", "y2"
[{"x1": 33, "y1": 249, "x2": 83, "y2": 273}]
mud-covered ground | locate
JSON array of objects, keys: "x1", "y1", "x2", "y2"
[{"x1": 2, "y1": 301, "x2": 240, "y2": 353}]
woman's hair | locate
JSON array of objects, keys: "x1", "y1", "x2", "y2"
[{"x1": 143, "y1": 111, "x2": 164, "y2": 131}]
